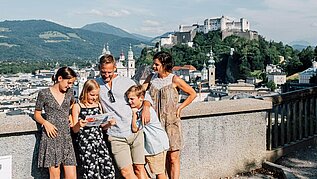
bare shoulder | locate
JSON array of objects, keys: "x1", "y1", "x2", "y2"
[{"x1": 172, "y1": 74, "x2": 185, "y2": 85}]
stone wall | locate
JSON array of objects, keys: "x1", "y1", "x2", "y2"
[
  {"x1": 0, "y1": 98, "x2": 272, "y2": 178},
  {"x1": 179, "y1": 98, "x2": 271, "y2": 178}
]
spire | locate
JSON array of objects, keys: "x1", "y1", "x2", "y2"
[
  {"x1": 102, "y1": 43, "x2": 111, "y2": 55},
  {"x1": 128, "y1": 44, "x2": 133, "y2": 60},
  {"x1": 203, "y1": 61, "x2": 207, "y2": 68},
  {"x1": 208, "y1": 47, "x2": 215, "y2": 67},
  {"x1": 119, "y1": 49, "x2": 125, "y2": 62}
]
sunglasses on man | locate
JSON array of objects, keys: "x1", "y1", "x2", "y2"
[{"x1": 108, "y1": 90, "x2": 116, "y2": 103}]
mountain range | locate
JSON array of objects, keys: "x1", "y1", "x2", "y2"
[
  {"x1": 0, "y1": 20, "x2": 154, "y2": 61},
  {"x1": 0, "y1": 19, "x2": 311, "y2": 62}
]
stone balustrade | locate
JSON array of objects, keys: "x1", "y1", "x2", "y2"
[{"x1": 0, "y1": 98, "x2": 272, "y2": 178}]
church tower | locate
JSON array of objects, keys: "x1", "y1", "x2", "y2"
[
  {"x1": 102, "y1": 43, "x2": 111, "y2": 55},
  {"x1": 201, "y1": 61, "x2": 208, "y2": 81},
  {"x1": 119, "y1": 49, "x2": 125, "y2": 62},
  {"x1": 208, "y1": 48, "x2": 216, "y2": 87},
  {"x1": 127, "y1": 44, "x2": 135, "y2": 78}
]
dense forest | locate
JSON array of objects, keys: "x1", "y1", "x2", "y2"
[{"x1": 138, "y1": 31, "x2": 317, "y2": 83}]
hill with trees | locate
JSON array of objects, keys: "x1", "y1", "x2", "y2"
[
  {"x1": 138, "y1": 31, "x2": 317, "y2": 83},
  {"x1": 0, "y1": 20, "x2": 152, "y2": 74},
  {"x1": 0, "y1": 20, "x2": 149, "y2": 61}
]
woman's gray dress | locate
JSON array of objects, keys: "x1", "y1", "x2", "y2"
[{"x1": 35, "y1": 88, "x2": 77, "y2": 167}]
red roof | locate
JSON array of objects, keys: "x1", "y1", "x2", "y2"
[
  {"x1": 172, "y1": 65, "x2": 196, "y2": 71},
  {"x1": 172, "y1": 66, "x2": 182, "y2": 71}
]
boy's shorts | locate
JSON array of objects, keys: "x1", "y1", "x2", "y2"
[
  {"x1": 145, "y1": 150, "x2": 167, "y2": 175},
  {"x1": 108, "y1": 131, "x2": 145, "y2": 169}
]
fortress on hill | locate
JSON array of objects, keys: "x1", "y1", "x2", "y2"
[{"x1": 160, "y1": 15, "x2": 258, "y2": 47}]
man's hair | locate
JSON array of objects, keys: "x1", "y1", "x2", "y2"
[
  {"x1": 99, "y1": 54, "x2": 116, "y2": 66},
  {"x1": 125, "y1": 85, "x2": 145, "y2": 98}
]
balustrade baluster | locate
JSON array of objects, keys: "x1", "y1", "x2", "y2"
[
  {"x1": 304, "y1": 99, "x2": 308, "y2": 138},
  {"x1": 267, "y1": 111, "x2": 272, "y2": 150},
  {"x1": 315, "y1": 97, "x2": 317, "y2": 134},
  {"x1": 299, "y1": 99, "x2": 303, "y2": 140},
  {"x1": 274, "y1": 106, "x2": 279, "y2": 148},
  {"x1": 292, "y1": 102, "x2": 297, "y2": 141},
  {"x1": 280, "y1": 104, "x2": 285, "y2": 146},
  {"x1": 286, "y1": 103, "x2": 291, "y2": 143},
  {"x1": 310, "y1": 98, "x2": 314, "y2": 136}
]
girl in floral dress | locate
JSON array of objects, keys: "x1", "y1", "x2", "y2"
[{"x1": 72, "y1": 79, "x2": 115, "y2": 179}]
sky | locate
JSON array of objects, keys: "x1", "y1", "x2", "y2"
[{"x1": 0, "y1": 0, "x2": 317, "y2": 45}]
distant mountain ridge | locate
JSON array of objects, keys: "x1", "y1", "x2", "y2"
[
  {"x1": 82, "y1": 22, "x2": 152, "y2": 42},
  {"x1": 0, "y1": 20, "x2": 149, "y2": 61},
  {"x1": 290, "y1": 40, "x2": 310, "y2": 51}
]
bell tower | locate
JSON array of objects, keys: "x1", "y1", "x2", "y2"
[
  {"x1": 208, "y1": 48, "x2": 216, "y2": 87},
  {"x1": 127, "y1": 44, "x2": 135, "y2": 78}
]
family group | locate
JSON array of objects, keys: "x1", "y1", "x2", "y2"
[{"x1": 34, "y1": 51, "x2": 197, "y2": 179}]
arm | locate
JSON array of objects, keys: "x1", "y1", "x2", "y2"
[
  {"x1": 173, "y1": 75, "x2": 197, "y2": 118},
  {"x1": 131, "y1": 108, "x2": 139, "y2": 133},
  {"x1": 141, "y1": 100, "x2": 151, "y2": 125},
  {"x1": 142, "y1": 74, "x2": 152, "y2": 91},
  {"x1": 71, "y1": 103, "x2": 87, "y2": 133},
  {"x1": 34, "y1": 110, "x2": 58, "y2": 138},
  {"x1": 101, "y1": 118, "x2": 116, "y2": 130},
  {"x1": 141, "y1": 74, "x2": 154, "y2": 124}
]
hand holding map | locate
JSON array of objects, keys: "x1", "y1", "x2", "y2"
[{"x1": 85, "y1": 112, "x2": 115, "y2": 127}]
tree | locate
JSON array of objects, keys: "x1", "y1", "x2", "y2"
[
  {"x1": 266, "y1": 80, "x2": 276, "y2": 91},
  {"x1": 298, "y1": 46, "x2": 314, "y2": 71}
]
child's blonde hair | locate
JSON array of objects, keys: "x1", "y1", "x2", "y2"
[
  {"x1": 79, "y1": 79, "x2": 100, "y2": 104},
  {"x1": 125, "y1": 85, "x2": 145, "y2": 98}
]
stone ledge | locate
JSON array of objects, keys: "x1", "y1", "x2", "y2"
[
  {"x1": 0, "y1": 114, "x2": 38, "y2": 135},
  {"x1": 181, "y1": 98, "x2": 272, "y2": 119},
  {"x1": 0, "y1": 98, "x2": 272, "y2": 135}
]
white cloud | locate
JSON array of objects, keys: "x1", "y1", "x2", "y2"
[
  {"x1": 143, "y1": 20, "x2": 160, "y2": 26},
  {"x1": 87, "y1": 9, "x2": 104, "y2": 16},
  {"x1": 74, "y1": 9, "x2": 130, "y2": 17},
  {"x1": 311, "y1": 22, "x2": 317, "y2": 27},
  {"x1": 233, "y1": 0, "x2": 317, "y2": 44},
  {"x1": 138, "y1": 26, "x2": 165, "y2": 35}
]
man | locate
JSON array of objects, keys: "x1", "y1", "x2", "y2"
[{"x1": 96, "y1": 54, "x2": 150, "y2": 179}]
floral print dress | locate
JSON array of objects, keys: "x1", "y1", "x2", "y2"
[{"x1": 75, "y1": 104, "x2": 115, "y2": 179}]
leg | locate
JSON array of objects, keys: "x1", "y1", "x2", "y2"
[
  {"x1": 109, "y1": 135, "x2": 138, "y2": 179},
  {"x1": 121, "y1": 164, "x2": 138, "y2": 179},
  {"x1": 63, "y1": 165, "x2": 77, "y2": 179},
  {"x1": 49, "y1": 165, "x2": 60, "y2": 179},
  {"x1": 166, "y1": 150, "x2": 180, "y2": 179},
  {"x1": 133, "y1": 164, "x2": 148, "y2": 179},
  {"x1": 130, "y1": 131, "x2": 147, "y2": 179},
  {"x1": 157, "y1": 173, "x2": 167, "y2": 179},
  {"x1": 146, "y1": 151, "x2": 167, "y2": 179}
]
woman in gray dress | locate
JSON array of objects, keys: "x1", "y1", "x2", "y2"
[{"x1": 34, "y1": 67, "x2": 77, "y2": 179}]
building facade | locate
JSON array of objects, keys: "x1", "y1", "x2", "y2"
[
  {"x1": 299, "y1": 61, "x2": 317, "y2": 83},
  {"x1": 101, "y1": 44, "x2": 135, "y2": 79}
]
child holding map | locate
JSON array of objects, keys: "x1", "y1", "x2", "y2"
[{"x1": 71, "y1": 79, "x2": 115, "y2": 178}]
